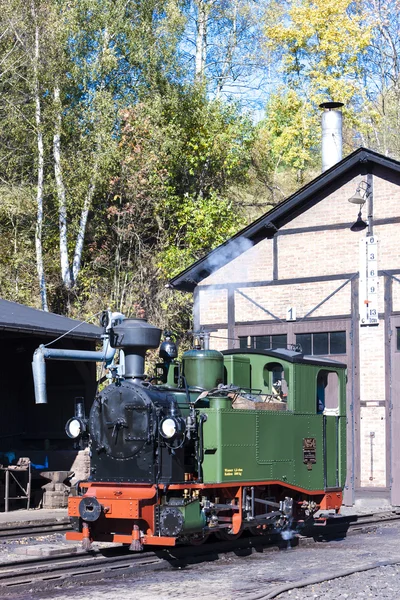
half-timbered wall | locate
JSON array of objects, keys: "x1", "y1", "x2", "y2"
[{"x1": 196, "y1": 171, "x2": 400, "y2": 505}]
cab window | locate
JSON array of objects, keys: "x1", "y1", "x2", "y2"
[
  {"x1": 316, "y1": 370, "x2": 339, "y2": 413},
  {"x1": 263, "y1": 362, "x2": 288, "y2": 401}
]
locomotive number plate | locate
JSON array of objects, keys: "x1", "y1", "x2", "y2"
[{"x1": 303, "y1": 437, "x2": 316, "y2": 464}]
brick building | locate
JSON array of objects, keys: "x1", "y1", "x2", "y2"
[{"x1": 169, "y1": 146, "x2": 400, "y2": 506}]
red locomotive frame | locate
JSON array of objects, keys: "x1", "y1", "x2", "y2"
[{"x1": 67, "y1": 481, "x2": 343, "y2": 548}]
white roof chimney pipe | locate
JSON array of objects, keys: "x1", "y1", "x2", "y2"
[{"x1": 320, "y1": 102, "x2": 344, "y2": 172}]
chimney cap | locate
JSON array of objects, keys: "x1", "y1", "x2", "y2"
[{"x1": 319, "y1": 101, "x2": 344, "y2": 110}]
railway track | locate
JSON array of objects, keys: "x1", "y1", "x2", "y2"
[
  {"x1": 0, "y1": 548, "x2": 164, "y2": 594},
  {"x1": 349, "y1": 510, "x2": 400, "y2": 526},
  {"x1": 0, "y1": 520, "x2": 71, "y2": 540},
  {"x1": 0, "y1": 511, "x2": 398, "y2": 595},
  {"x1": 0, "y1": 533, "x2": 279, "y2": 595}
]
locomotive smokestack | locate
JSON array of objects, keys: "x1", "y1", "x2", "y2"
[
  {"x1": 320, "y1": 102, "x2": 343, "y2": 172},
  {"x1": 110, "y1": 318, "x2": 162, "y2": 380}
]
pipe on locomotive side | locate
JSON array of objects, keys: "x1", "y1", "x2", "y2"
[{"x1": 32, "y1": 335, "x2": 116, "y2": 405}]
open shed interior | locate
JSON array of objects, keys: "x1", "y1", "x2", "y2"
[{"x1": 0, "y1": 329, "x2": 98, "y2": 510}]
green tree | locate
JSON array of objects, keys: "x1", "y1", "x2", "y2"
[
  {"x1": 0, "y1": 0, "x2": 187, "y2": 315},
  {"x1": 0, "y1": 186, "x2": 37, "y2": 305},
  {"x1": 357, "y1": 0, "x2": 400, "y2": 157},
  {"x1": 98, "y1": 89, "x2": 252, "y2": 329},
  {"x1": 0, "y1": 0, "x2": 53, "y2": 308},
  {"x1": 265, "y1": 0, "x2": 370, "y2": 100},
  {"x1": 252, "y1": 89, "x2": 320, "y2": 196},
  {"x1": 260, "y1": 0, "x2": 371, "y2": 183},
  {"x1": 46, "y1": 0, "x2": 186, "y2": 312}
]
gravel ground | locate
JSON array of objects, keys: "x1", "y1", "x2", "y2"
[
  {"x1": 3, "y1": 521, "x2": 400, "y2": 600},
  {"x1": 277, "y1": 564, "x2": 400, "y2": 599}
]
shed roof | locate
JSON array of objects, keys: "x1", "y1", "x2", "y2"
[
  {"x1": 169, "y1": 147, "x2": 400, "y2": 292},
  {"x1": 0, "y1": 298, "x2": 102, "y2": 340}
]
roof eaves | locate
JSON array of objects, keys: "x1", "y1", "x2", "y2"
[
  {"x1": 0, "y1": 323, "x2": 102, "y2": 340},
  {"x1": 0, "y1": 298, "x2": 103, "y2": 340}
]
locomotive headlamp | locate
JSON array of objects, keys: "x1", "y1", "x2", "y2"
[
  {"x1": 160, "y1": 417, "x2": 178, "y2": 439},
  {"x1": 65, "y1": 417, "x2": 86, "y2": 439}
]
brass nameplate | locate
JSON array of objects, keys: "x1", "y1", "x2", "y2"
[{"x1": 303, "y1": 437, "x2": 316, "y2": 465}]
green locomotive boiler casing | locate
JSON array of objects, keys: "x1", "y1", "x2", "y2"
[{"x1": 198, "y1": 349, "x2": 347, "y2": 493}]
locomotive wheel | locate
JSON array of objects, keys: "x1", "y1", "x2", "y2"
[
  {"x1": 189, "y1": 532, "x2": 210, "y2": 545},
  {"x1": 215, "y1": 529, "x2": 242, "y2": 541}
]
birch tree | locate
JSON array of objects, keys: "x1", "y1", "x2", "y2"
[
  {"x1": 31, "y1": 1, "x2": 47, "y2": 309},
  {"x1": 359, "y1": 0, "x2": 400, "y2": 156},
  {"x1": 195, "y1": 0, "x2": 208, "y2": 80},
  {"x1": 185, "y1": 0, "x2": 271, "y2": 105},
  {"x1": 0, "y1": 0, "x2": 49, "y2": 308},
  {"x1": 44, "y1": 0, "x2": 185, "y2": 307}
]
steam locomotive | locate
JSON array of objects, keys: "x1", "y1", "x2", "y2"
[{"x1": 32, "y1": 311, "x2": 346, "y2": 551}]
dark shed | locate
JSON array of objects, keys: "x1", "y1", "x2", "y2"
[{"x1": 0, "y1": 298, "x2": 102, "y2": 499}]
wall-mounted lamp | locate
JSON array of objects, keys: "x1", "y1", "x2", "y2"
[
  {"x1": 350, "y1": 211, "x2": 368, "y2": 232},
  {"x1": 348, "y1": 181, "x2": 371, "y2": 232}
]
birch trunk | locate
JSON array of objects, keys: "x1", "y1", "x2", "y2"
[
  {"x1": 59, "y1": 27, "x2": 108, "y2": 288},
  {"x1": 216, "y1": 2, "x2": 237, "y2": 98},
  {"x1": 72, "y1": 173, "x2": 97, "y2": 282},
  {"x1": 195, "y1": 0, "x2": 207, "y2": 80},
  {"x1": 112, "y1": 201, "x2": 123, "y2": 307},
  {"x1": 31, "y1": 0, "x2": 48, "y2": 311},
  {"x1": 53, "y1": 85, "x2": 72, "y2": 289}
]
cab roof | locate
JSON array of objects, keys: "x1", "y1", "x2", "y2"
[{"x1": 222, "y1": 348, "x2": 347, "y2": 369}]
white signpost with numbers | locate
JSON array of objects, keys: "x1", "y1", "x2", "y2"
[{"x1": 359, "y1": 236, "x2": 378, "y2": 326}]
